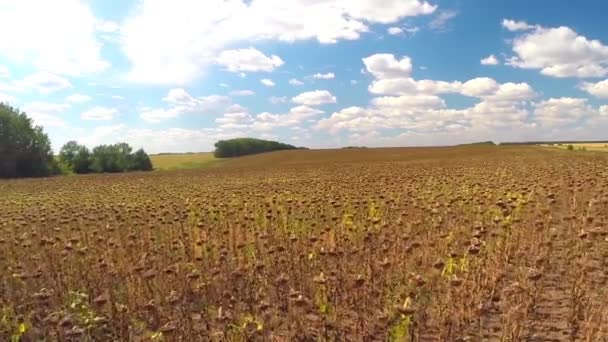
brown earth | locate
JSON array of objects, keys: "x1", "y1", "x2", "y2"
[{"x1": 0, "y1": 145, "x2": 607, "y2": 340}]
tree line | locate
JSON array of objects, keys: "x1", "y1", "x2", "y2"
[
  {"x1": 58, "y1": 141, "x2": 153, "y2": 174},
  {"x1": 214, "y1": 138, "x2": 303, "y2": 158},
  {"x1": 1, "y1": 102, "x2": 153, "y2": 179}
]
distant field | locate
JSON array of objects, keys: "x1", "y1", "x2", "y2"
[
  {"x1": 542, "y1": 143, "x2": 608, "y2": 152},
  {"x1": 150, "y1": 152, "x2": 218, "y2": 170}
]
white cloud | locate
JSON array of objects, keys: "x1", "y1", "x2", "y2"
[
  {"x1": 120, "y1": 0, "x2": 436, "y2": 84},
  {"x1": 230, "y1": 90, "x2": 256, "y2": 96},
  {"x1": 16, "y1": 72, "x2": 72, "y2": 94},
  {"x1": 261, "y1": 78, "x2": 275, "y2": 87},
  {"x1": 460, "y1": 77, "x2": 499, "y2": 97},
  {"x1": 316, "y1": 53, "x2": 540, "y2": 137},
  {"x1": 95, "y1": 19, "x2": 120, "y2": 33},
  {"x1": 534, "y1": 98, "x2": 595, "y2": 127},
  {"x1": 387, "y1": 27, "x2": 403, "y2": 35},
  {"x1": 140, "y1": 107, "x2": 184, "y2": 123},
  {"x1": 502, "y1": 19, "x2": 536, "y2": 32},
  {"x1": 0, "y1": 92, "x2": 15, "y2": 103},
  {"x1": 22, "y1": 102, "x2": 70, "y2": 128},
  {"x1": 0, "y1": 65, "x2": 9, "y2": 78},
  {"x1": 371, "y1": 94, "x2": 446, "y2": 110},
  {"x1": 429, "y1": 10, "x2": 458, "y2": 30},
  {"x1": 351, "y1": 80, "x2": 359, "y2": 85},
  {"x1": 388, "y1": 25, "x2": 420, "y2": 36},
  {"x1": 363, "y1": 54, "x2": 412, "y2": 79},
  {"x1": 312, "y1": 72, "x2": 335, "y2": 80},
  {"x1": 269, "y1": 96, "x2": 287, "y2": 104},
  {"x1": 480, "y1": 54, "x2": 499, "y2": 66},
  {"x1": 66, "y1": 93, "x2": 92, "y2": 104},
  {"x1": 81, "y1": 107, "x2": 119, "y2": 121},
  {"x1": 77, "y1": 124, "x2": 128, "y2": 148},
  {"x1": 216, "y1": 47, "x2": 284, "y2": 73},
  {"x1": 292, "y1": 90, "x2": 337, "y2": 106},
  {"x1": 369, "y1": 77, "x2": 461, "y2": 95},
  {"x1": 289, "y1": 78, "x2": 304, "y2": 86},
  {"x1": 0, "y1": 0, "x2": 109, "y2": 76},
  {"x1": 143, "y1": 89, "x2": 230, "y2": 123},
  {"x1": 163, "y1": 88, "x2": 196, "y2": 105},
  {"x1": 506, "y1": 24, "x2": 608, "y2": 78},
  {"x1": 251, "y1": 105, "x2": 323, "y2": 131},
  {"x1": 580, "y1": 79, "x2": 608, "y2": 99}
]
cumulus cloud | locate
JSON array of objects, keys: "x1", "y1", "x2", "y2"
[
  {"x1": 580, "y1": 79, "x2": 608, "y2": 98},
  {"x1": 505, "y1": 23, "x2": 608, "y2": 78},
  {"x1": 363, "y1": 54, "x2": 412, "y2": 79},
  {"x1": 292, "y1": 90, "x2": 337, "y2": 106},
  {"x1": 81, "y1": 106, "x2": 119, "y2": 121},
  {"x1": 480, "y1": 54, "x2": 499, "y2": 66},
  {"x1": 216, "y1": 47, "x2": 284, "y2": 73},
  {"x1": 142, "y1": 89, "x2": 231, "y2": 123},
  {"x1": 0, "y1": 0, "x2": 109, "y2": 76},
  {"x1": 534, "y1": 98, "x2": 596, "y2": 127},
  {"x1": 316, "y1": 53, "x2": 540, "y2": 137},
  {"x1": 120, "y1": 0, "x2": 436, "y2": 84}
]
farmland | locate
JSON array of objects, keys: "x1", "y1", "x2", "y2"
[
  {"x1": 1, "y1": 145, "x2": 607, "y2": 340},
  {"x1": 150, "y1": 153, "x2": 218, "y2": 171},
  {"x1": 543, "y1": 143, "x2": 608, "y2": 153}
]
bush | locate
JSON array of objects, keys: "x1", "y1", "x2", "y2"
[
  {"x1": 0, "y1": 103, "x2": 57, "y2": 178},
  {"x1": 214, "y1": 138, "x2": 299, "y2": 158},
  {"x1": 130, "y1": 149, "x2": 153, "y2": 171},
  {"x1": 567, "y1": 144, "x2": 574, "y2": 151}
]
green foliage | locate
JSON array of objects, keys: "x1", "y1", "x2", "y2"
[
  {"x1": 567, "y1": 144, "x2": 574, "y2": 151},
  {"x1": 131, "y1": 148, "x2": 154, "y2": 171},
  {"x1": 60, "y1": 141, "x2": 92, "y2": 174},
  {"x1": 214, "y1": 138, "x2": 301, "y2": 158},
  {"x1": 59, "y1": 141, "x2": 153, "y2": 174},
  {"x1": 389, "y1": 314, "x2": 411, "y2": 341},
  {"x1": 0, "y1": 103, "x2": 57, "y2": 178}
]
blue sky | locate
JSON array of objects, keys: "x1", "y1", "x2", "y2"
[{"x1": 1, "y1": 0, "x2": 608, "y2": 153}]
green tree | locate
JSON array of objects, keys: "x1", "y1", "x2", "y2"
[
  {"x1": 130, "y1": 148, "x2": 153, "y2": 171},
  {"x1": 214, "y1": 138, "x2": 301, "y2": 158},
  {"x1": 72, "y1": 146, "x2": 92, "y2": 174},
  {"x1": 91, "y1": 145, "x2": 121, "y2": 173},
  {"x1": 0, "y1": 103, "x2": 56, "y2": 178},
  {"x1": 59, "y1": 141, "x2": 89, "y2": 172}
]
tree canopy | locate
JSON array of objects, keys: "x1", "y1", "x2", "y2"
[
  {"x1": 0, "y1": 103, "x2": 57, "y2": 178},
  {"x1": 60, "y1": 141, "x2": 154, "y2": 174},
  {"x1": 214, "y1": 138, "x2": 301, "y2": 158}
]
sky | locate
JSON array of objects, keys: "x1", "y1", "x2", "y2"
[{"x1": 1, "y1": 0, "x2": 608, "y2": 153}]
